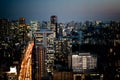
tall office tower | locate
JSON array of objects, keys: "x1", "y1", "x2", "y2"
[
  {"x1": 19, "y1": 17, "x2": 26, "y2": 27},
  {"x1": 36, "y1": 45, "x2": 47, "y2": 80},
  {"x1": 50, "y1": 15, "x2": 58, "y2": 38}
]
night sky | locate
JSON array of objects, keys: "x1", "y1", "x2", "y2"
[{"x1": 0, "y1": 0, "x2": 120, "y2": 22}]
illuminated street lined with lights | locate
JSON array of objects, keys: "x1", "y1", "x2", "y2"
[{"x1": 18, "y1": 41, "x2": 34, "y2": 80}]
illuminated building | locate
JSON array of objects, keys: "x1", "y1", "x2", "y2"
[
  {"x1": 55, "y1": 38, "x2": 72, "y2": 54},
  {"x1": 18, "y1": 17, "x2": 29, "y2": 43},
  {"x1": 71, "y1": 53, "x2": 97, "y2": 72},
  {"x1": 69, "y1": 53, "x2": 97, "y2": 80},
  {"x1": 53, "y1": 71, "x2": 72, "y2": 80},
  {"x1": 6, "y1": 66, "x2": 17, "y2": 80},
  {"x1": 50, "y1": 15, "x2": 58, "y2": 38},
  {"x1": 30, "y1": 20, "x2": 40, "y2": 31},
  {"x1": 33, "y1": 28, "x2": 54, "y2": 79},
  {"x1": 58, "y1": 23, "x2": 64, "y2": 39},
  {"x1": 34, "y1": 28, "x2": 54, "y2": 48},
  {"x1": 54, "y1": 38, "x2": 72, "y2": 71},
  {"x1": 19, "y1": 17, "x2": 26, "y2": 27},
  {"x1": 35, "y1": 45, "x2": 47, "y2": 80}
]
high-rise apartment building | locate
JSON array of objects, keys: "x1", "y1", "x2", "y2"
[
  {"x1": 35, "y1": 45, "x2": 47, "y2": 80},
  {"x1": 33, "y1": 28, "x2": 54, "y2": 80},
  {"x1": 34, "y1": 29, "x2": 54, "y2": 48}
]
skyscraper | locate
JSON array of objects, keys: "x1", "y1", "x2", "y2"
[{"x1": 50, "y1": 15, "x2": 58, "y2": 38}]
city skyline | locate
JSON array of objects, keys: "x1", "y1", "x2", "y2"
[{"x1": 0, "y1": 0, "x2": 120, "y2": 23}]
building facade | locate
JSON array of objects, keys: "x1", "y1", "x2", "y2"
[
  {"x1": 50, "y1": 15, "x2": 58, "y2": 38},
  {"x1": 33, "y1": 28, "x2": 54, "y2": 80},
  {"x1": 72, "y1": 53, "x2": 97, "y2": 73},
  {"x1": 35, "y1": 45, "x2": 47, "y2": 80}
]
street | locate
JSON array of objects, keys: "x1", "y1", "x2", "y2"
[{"x1": 18, "y1": 41, "x2": 34, "y2": 80}]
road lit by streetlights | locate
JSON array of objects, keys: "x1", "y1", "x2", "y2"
[{"x1": 18, "y1": 41, "x2": 34, "y2": 80}]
